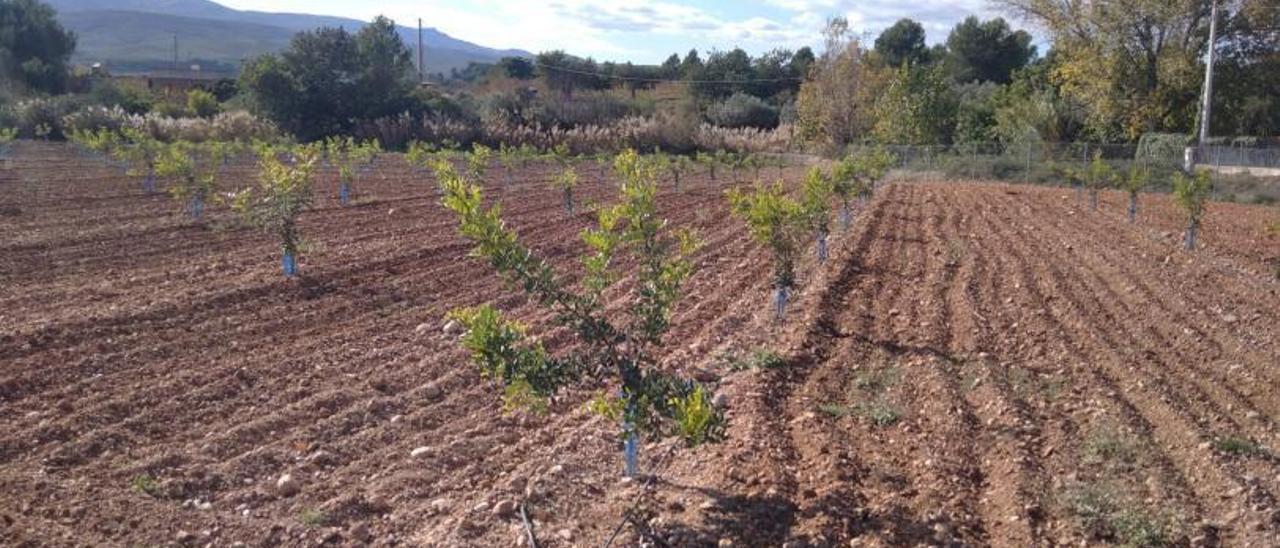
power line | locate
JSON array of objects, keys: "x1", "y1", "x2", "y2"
[{"x1": 532, "y1": 61, "x2": 803, "y2": 85}]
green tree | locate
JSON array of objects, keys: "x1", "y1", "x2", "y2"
[
  {"x1": 1120, "y1": 165, "x2": 1150, "y2": 223},
  {"x1": 437, "y1": 149, "x2": 721, "y2": 476},
  {"x1": 996, "y1": 0, "x2": 1217, "y2": 139},
  {"x1": 945, "y1": 16, "x2": 1036, "y2": 84},
  {"x1": 0, "y1": 0, "x2": 76, "y2": 95},
  {"x1": 239, "y1": 16, "x2": 415, "y2": 141},
  {"x1": 872, "y1": 63, "x2": 957, "y2": 144},
  {"x1": 875, "y1": 18, "x2": 930, "y2": 67},
  {"x1": 797, "y1": 17, "x2": 872, "y2": 150},
  {"x1": 800, "y1": 167, "x2": 834, "y2": 263}
]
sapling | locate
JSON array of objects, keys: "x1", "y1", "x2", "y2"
[
  {"x1": 497, "y1": 143, "x2": 517, "y2": 189},
  {"x1": 0, "y1": 127, "x2": 17, "y2": 161},
  {"x1": 665, "y1": 154, "x2": 691, "y2": 193},
  {"x1": 1084, "y1": 152, "x2": 1114, "y2": 211},
  {"x1": 116, "y1": 130, "x2": 162, "y2": 193},
  {"x1": 230, "y1": 144, "x2": 320, "y2": 276},
  {"x1": 155, "y1": 141, "x2": 217, "y2": 219},
  {"x1": 1172, "y1": 169, "x2": 1212, "y2": 250},
  {"x1": 325, "y1": 136, "x2": 378, "y2": 205},
  {"x1": 696, "y1": 151, "x2": 717, "y2": 182},
  {"x1": 436, "y1": 148, "x2": 723, "y2": 477},
  {"x1": 468, "y1": 143, "x2": 492, "y2": 182},
  {"x1": 727, "y1": 181, "x2": 806, "y2": 321},
  {"x1": 1120, "y1": 165, "x2": 1150, "y2": 223},
  {"x1": 801, "y1": 167, "x2": 834, "y2": 263},
  {"x1": 553, "y1": 164, "x2": 580, "y2": 216},
  {"x1": 405, "y1": 140, "x2": 436, "y2": 174}
]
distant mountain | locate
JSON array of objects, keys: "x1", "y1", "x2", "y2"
[{"x1": 47, "y1": 0, "x2": 531, "y2": 75}]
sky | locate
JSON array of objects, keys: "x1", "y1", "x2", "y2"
[{"x1": 218, "y1": 0, "x2": 1008, "y2": 63}]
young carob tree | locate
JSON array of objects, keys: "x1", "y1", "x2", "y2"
[
  {"x1": 1084, "y1": 152, "x2": 1114, "y2": 211},
  {"x1": 553, "y1": 164, "x2": 580, "y2": 217},
  {"x1": 1173, "y1": 169, "x2": 1212, "y2": 250},
  {"x1": 325, "y1": 137, "x2": 379, "y2": 205},
  {"x1": 0, "y1": 127, "x2": 16, "y2": 161},
  {"x1": 727, "y1": 181, "x2": 806, "y2": 321},
  {"x1": 117, "y1": 130, "x2": 162, "y2": 193},
  {"x1": 1120, "y1": 165, "x2": 1150, "y2": 223},
  {"x1": 435, "y1": 148, "x2": 722, "y2": 477},
  {"x1": 231, "y1": 144, "x2": 320, "y2": 277},
  {"x1": 801, "y1": 167, "x2": 834, "y2": 263},
  {"x1": 155, "y1": 141, "x2": 217, "y2": 220}
]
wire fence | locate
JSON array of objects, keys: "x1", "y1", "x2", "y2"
[{"x1": 848, "y1": 142, "x2": 1280, "y2": 204}]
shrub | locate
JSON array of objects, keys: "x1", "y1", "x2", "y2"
[
  {"x1": 230, "y1": 143, "x2": 320, "y2": 276},
  {"x1": 727, "y1": 181, "x2": 807, "y2": 320},
  {"x1": 436, "y1": 148, "x2": 721, "y2": 476},
  {"x1": 706, "y1": 93, "x2": 780, "y2": 130},
  {"x1": 113, "y1": 129, "x2": 163, "y2": 193},
  {"x1": 186, "y1": 89, "x2": 221, "y2": 119},
  {"x1": 1135, "y1": 133, "x2": 1190, "y2": 171},
  {"x1": 1172, "y1": 169, "x2": 1212, "y2": 250}
]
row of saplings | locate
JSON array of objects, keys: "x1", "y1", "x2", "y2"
[{"x1": 1061, "y1": 153, "x2": 1214, "y2": 251}]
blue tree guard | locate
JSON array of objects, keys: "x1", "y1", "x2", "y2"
[
  {"x1": 1185, "y1": 222, "x2": 1199, "y2": 250},
  {"x1": 623, "y1": 428, "x2": 639, "y2": 477},
  {"x1": 339, "y1": 182, "x2": 350, "y2": 205},
  {"x1": 1128, "y1": 195, "x2": 1138, "y2": 223},
  {"x1": 189, "y1": 195, "x2": 204, "y2": 220},
  {"x1": 282, "y1": 251, "x2": 298, "y2": 277},
  {"x1": 816, "y1": 231, "x2": 829, "y2": 263},
  {"x1": 143, "y1": 171, "x2": 156, "y2": 193},
  {"x1": 773, "y1": 285, "x2": 790, "y2": 321},
  {"x1": 840, "y1": 205, "x2": 852, "y2": 230}
]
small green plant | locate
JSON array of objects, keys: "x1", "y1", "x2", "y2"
[
  {"x1": 114, "y1": 129, "x2": 162, "y2": 193},
  {"x1": 300, "y1": 509, "x2": 327, "y2": 527},
  {"x1": 436, "y1": 148, "x2": 722, "y2": 477},
  {"x1": 1083, "y1": 424, "x2": 1143, "y2": 468},
  {"x1": 497, "y1": 143, "x2": 518, "y2": 188},
  {"x1": 230, "y1": 143, "x2": 320, "y2": 277},
  {"x1": 852, "y1": 367, "x2": 900, "y2": 393},
  {"x1": 818, "y1": 402, "x2": 852, "y2": 418},
  {"x1": 722, "y1": 348, "x2": 785, "y2": 371},
  {"x1": 1064, "y1": 482, "x2": 1174, "y2": 547},
  {"x1": 130, "y1": 474, "x2": 160, "y2": 496},
  {"x1": 155, "y1": 141, "x2": 217, "y2": 220},
  {"x1": 406, "y1": 140, "x2": 436, "y2": 171},
  {"x1": 1084, "y1": 152, "x2": 1115, "y2": 211},
  {"x1": 727, "y1": 181, "x2": 807, "y2": 321},
  {"x1": 1172, "y1": 169, "x2": 1212, "y2": 250},
  {"x1": 1120, "y1": 165, "x2": 1150, "y2": 223},
  {"x1": 552, "y1": 164, "x2": 579, "y2": 216},
  {"x1": 1211, "y1": 436, "x2": 1260, "y2": 456},
  {"x1": 660, "y1": 153, "x2": 692, "y2": 193},
  {"x1": 857, "y1": 400, "x2": 901, "y2": 426}
]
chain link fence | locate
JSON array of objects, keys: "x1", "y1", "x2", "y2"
[{"x1": 846, "y1": 141, "x2": 1280, "y2": 204}]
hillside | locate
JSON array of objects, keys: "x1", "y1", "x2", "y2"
[{"x1": 47, "y1": 0, "x2": 530, "y2": 75}]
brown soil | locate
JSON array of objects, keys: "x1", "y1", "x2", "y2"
[{"x1": 1, "y1": 142, "x2": 1277, "y2": 547}]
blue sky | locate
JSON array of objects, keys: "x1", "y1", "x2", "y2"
[{"x1": 219, "y1": 0, "x2": 1006, "y2": 63}]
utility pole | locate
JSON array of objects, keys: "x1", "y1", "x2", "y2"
[
  {"x1": 418, "y1": 19, "x2": 424, "y2": 84},
  {"x1": 1189, "y1": 0, "x2": 1219, "y2": 172}
]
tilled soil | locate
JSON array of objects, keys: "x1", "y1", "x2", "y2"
[{"x1": 1, "y1": 143, "x2": 1277, "y2": 547}]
